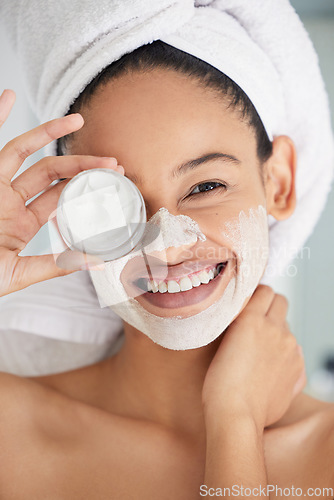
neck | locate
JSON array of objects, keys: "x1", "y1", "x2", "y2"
[
  {"x1": 102, "y1": 322, "x2": 221, "y2": 438},
  {"x1": 99, "y1": 322, "x2": 308, "y2": 440}
]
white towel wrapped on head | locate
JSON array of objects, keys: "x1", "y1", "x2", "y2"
[
  {"x1": 1, "y1": 0, "x2": 333, "y2": 280},
  {"x1": 0, "y1": 0, "x2": 333, "y2": 354}
]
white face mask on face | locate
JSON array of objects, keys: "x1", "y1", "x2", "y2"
[{"x1": 89, "y1": 205, "x2": 269, "y2": 350}]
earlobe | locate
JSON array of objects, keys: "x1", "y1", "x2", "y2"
[{"x1": 265, "y1": 135, "x2": 297, "y2": 221}]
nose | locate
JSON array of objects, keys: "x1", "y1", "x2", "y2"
[
  {"x1": 146, "y1": 238, "x2": 197, "y2": 267},
  {"x1": 154, "y1": 240, "x2": 198, "y2": 266},
  {"x1": 142, "y1": 204, "x2": 206, "y2": 267},
  {"x1": 144, "y1": 198, "x2": 179, "y2": 222}
]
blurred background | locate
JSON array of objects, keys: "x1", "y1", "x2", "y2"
[{"x1": 0, "y1": 0, "x2": 334, "y2": 400}]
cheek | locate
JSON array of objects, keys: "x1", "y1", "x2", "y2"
[
  {"x1": 238, "y1": 165, "x2": 268, "y2": 205},
  {"x1": 210, "y1": 205, "x2": 269, "y2": 264},
  {"x1": 188, "y1": 207, "x2": 240, "y2": 250}
]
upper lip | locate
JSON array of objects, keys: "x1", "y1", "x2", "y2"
[{"x1": 124, "y1": 257, "x2": 228, "y2": 284}]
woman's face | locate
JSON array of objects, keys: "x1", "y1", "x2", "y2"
[{"x1": 69, "y1": 68, "x2": 285, "y2": 319}]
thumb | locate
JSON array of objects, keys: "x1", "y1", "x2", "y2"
[
  {"x1": 9, "y1": 254, "x2": 79, "y2": 295},
  {"x1": 55, "y1": 248, "x2": 105, "y2": 271}
]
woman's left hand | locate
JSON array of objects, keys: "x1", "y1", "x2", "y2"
[{"x1": 202, "y1": 285, "x2": 306, "y2": 430}]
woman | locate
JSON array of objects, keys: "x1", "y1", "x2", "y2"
[{"x1": 0, "y1": 2, "x2": 334, "y2": 499}]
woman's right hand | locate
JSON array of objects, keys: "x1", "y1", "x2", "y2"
[
  {"x1": 202, "y1": 285, "x2": 307, "y2": 431},
  {"x1": 0, "y1": 89, "x2": 123, "y2": 297}
]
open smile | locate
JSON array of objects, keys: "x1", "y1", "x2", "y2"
[{"x1": 132, "y1": 261, "x2": 230, "y2": 309}]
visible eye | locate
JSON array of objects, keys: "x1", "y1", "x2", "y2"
[{"x1": 188, "y1": 181, "x2": 227, "y2": 197}]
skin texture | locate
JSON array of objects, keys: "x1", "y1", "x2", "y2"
[{"x1": 0, "y1": 71, "x2": 333, "y2": 498}]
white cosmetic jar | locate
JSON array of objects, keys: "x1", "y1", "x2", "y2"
[{"x1": 56, "y1": 168, "x2": 147, "y2": 261}]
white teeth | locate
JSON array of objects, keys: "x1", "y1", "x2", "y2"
[
  {"x1": 158, "y1": 281, "x2": 167, "y2": 293},
  {"x1": 167, "y1": 280, "x2": 181, "y2": 293},
  {"x1": 144, "y1": 263, "x2": 224, "y2": 294},
  {"x1": 191, "y1": 274, "x2": 201, "y2": 287},
  {"x1": 198, "y1": 270, "x2": 210, "y2": 284},
  {"x1": 179, "y1": 276, "x2": 193, "y2": 291}
]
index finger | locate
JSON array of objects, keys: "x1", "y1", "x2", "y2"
[
  {"x1": 243, "y1": 284, "x2": 276, "y2": 315},
  {"x1": 0, "y1": 113, "x2": 84, "y2": 180},
  {"x1": 266, "y1": 293, "x2": 289, "y2": 323},
  {"x1": 0, "y1": 89, "x2": 16, "y2": 128}
]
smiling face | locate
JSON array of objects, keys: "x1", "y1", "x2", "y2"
[{"x1": 68, "y1": 67, "x2": 296, "y2": 323}]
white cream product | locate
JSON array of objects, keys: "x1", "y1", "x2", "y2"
[
  {"x1": 56, "y1": 168, "x2": 147, "y2": 261},
  {"x1": 89, "y1": 205, "x2": 270, "y2": 350}
]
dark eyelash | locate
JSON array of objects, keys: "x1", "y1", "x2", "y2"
[{"x1": 187, "y1": 181, "x2": 227, "y2": 198}]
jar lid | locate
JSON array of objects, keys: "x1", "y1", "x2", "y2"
[{"x1": 56, "y1": 168, "x2": 147, "y2": 261}]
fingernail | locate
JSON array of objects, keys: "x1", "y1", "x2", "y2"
[
  {"x1": 68, "y1": 113, "x2": 84, "y2": 123},
  {"x1": 102, "y1": 157, "x2": 117, "y2": 161},
  {"x1": 89, "y1": 263, "x2": 105, "y2": 270},
  {"x1": 0, "y1": 89, "x2": 13, "y2": 102}
]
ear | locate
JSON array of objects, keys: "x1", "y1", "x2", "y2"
[{"x1": 264, "y1": 135, "x2": 297, "y2": 221}]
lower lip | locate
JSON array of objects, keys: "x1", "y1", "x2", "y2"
[{"x1": 133, "y1": 262, "x2": 229, "y2": 309}]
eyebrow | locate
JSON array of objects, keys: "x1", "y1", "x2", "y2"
[{"x1": 125, "y1": 152, "x2": 241, "y2": 185}]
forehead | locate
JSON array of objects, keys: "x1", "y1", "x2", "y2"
[{"x1": 69, "y1": 68, "x2": 256, "y2": 183}]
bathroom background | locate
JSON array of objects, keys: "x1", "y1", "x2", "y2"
[{"x1": 0, "y1": 0, "x2": 334, "y2": 400}]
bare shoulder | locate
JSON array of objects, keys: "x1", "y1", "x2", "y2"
[
  {"x1": 302, "y1": 393, "x2": 334, "y2": 434},
  {"x1": 265, "y1": 392, "x2": 334, "y2": 489},
  {"x1": 0, "y1": 371, "x2": 189, "y2": 500},
  {"x1": 291, "y1": 392, "x2": 334, "y2": 448},
  {"x1": 0, "y1": 370, "x2": 92, "y2": 498},
  {"x1": 0, "y1": 369, "x2": 83, "y2": 451},
  {"x1": 0, "y1": 370, "x2": 60, "y2": 449},
  {"x1": 311, "y1": 402, "x2": 334, "y2": 486},
  {"x1": 0, "y1": 372, "x2": 42, "y2": 489},
  {"x1": 0, "y1": 369, "x2": 68, "y2": 413},
  {"x1": 292, "y1": 394, "x2": 334, "y2": 485},
  {"x1": 321, "y1": 403, "x2": 334, "y2": 481},
  {"x1": 0, "y1": 370, "x2": 41, "y2": 420}
]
